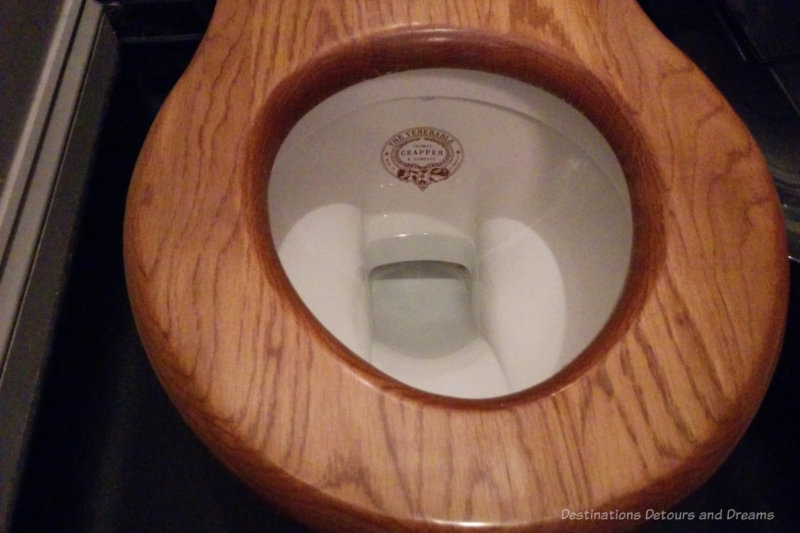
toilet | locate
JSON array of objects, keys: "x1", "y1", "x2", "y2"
[{"x1": 124, "y1": 0, "x2": 789, "y2": 531}]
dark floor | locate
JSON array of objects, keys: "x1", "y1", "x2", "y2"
[
  {"x1": 8, "y1": 2, "x2": 800, "y2": 532},
  {"x1": 8, "y1": 35, "x2": 304, "y2": 533}
]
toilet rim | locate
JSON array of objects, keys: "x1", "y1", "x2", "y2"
[
  {"x1": 124, "y1": 7, "x2": 789, "y2": 532},
  {"x1": 254, "y1": 32, "x2": 651, "y2": 402}
]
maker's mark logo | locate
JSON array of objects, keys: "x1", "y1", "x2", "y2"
[{"x1": 381, "y1": 127, "x2": 464, "y2": 190}]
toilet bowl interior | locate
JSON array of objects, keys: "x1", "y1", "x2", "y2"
[{"x1": 268, "y1": 68, "x2": 633, "y2": 398}]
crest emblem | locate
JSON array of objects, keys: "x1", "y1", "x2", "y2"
[{"x1": 381, "y1": 127, "x2": 464, "y2": 190}]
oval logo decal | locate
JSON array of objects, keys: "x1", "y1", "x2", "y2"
[{"x1": 381, "y1": 127, "x2": 464, "y2": 190}]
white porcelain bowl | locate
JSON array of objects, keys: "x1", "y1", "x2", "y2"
[{"x1": 269, "y1": 69, "x2": 632, "y2": 398}]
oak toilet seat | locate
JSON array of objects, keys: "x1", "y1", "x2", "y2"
[{"x1": 123, "y1": 1, "x2": 789, "y2": 531}]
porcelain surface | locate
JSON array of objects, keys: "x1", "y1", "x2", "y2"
[{"x1": 269, "y1": 68, "x2": 633, "y2": 397}]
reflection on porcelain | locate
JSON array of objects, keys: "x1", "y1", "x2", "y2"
[{"x1": 269, "y1": 69, "x2": 633, "y2": 398}]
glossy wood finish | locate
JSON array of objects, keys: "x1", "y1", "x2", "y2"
[{"x1": 123, "y1": 1, "x2": 789, "y2": 531}]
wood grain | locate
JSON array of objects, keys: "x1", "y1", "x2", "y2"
[{"x1": 123, "y1": 1, "x2": 789, "y2": 531}]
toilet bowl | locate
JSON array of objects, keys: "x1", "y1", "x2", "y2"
[
  {"x1": 124, "y1": 1, "x2": 789, "y2": 531},
  {"x1": 269, "y1": 68, "x2": 633, "y2": 398}
]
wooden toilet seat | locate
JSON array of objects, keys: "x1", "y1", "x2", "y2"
[{"x1": 124, "y1": 1, "x2": 789, "y2": 531}]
